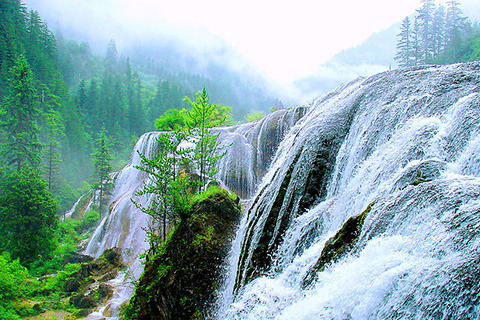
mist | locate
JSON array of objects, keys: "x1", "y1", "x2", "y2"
[{"x1": 24, "y1": 0, "x2": 480, "y2": 105}]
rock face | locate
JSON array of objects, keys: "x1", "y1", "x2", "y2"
[
  {"x1": 67, "y1": 248, "x2": 124, "y2": 315},
  {"x1": 301, "y1": 202, "x2": 373, "y2": 288},
  {"x1": 123, "y1": 190, "x2": 241, "y2": 320}
]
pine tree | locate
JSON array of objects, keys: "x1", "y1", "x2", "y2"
[
  {"x1": 395, "y1": 17, "x2": 413, "y2": 68},
  {"x1": 1, "y1": 54, "x2": 41, "y2": 171},
  {"x1": 133, "y1": 133, "x2": 177, "y2": 246},
  {"x1": 0, "y1": 0, "x2": 27, "y2": 98},
  {"x1": 43, "y1": 108, "x2": 64, "y2": 192},
  {"x1": 92, "y1": 126, "x2": 113, "y2": 215},
  {"x1": 416, "y1": 0, "x2": 436, "y2": 63},
  {"x1": 77, "y1": 79, "x2": 88, "y2": 114},
  {"x1": 432, "y1": 5, "x2": 446, "y2": 61},
  {"x1": 411, "y1": 17, "x2": 424, "y2": 65},
  {"x1": 444, "y1": 0, "x2": 467, "y2": 62},
  {"x1": 185, "y1": 88, "x2": 227, "y2": 191},
  {"x1": 86, "y1": 78, "x2": 99, "y2": 132},
  {"x1": 0, "y1": 167, "x2": 58, "y2": 266},
  {"x1": 105, "y1": 39, "x2": 118, "y2": 74}
]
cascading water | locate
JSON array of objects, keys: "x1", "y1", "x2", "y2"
[
  {"x1": 215, "y1": 106, "x2": 307, "y2": 198},
  {"x1": 218, "y1": 62, "x2": 480, "y2": 319},
  {"x1": 82, "y1": 107, "x2": 306, "y2": 318},
  {"x1": 84, "y1": 131, "x2": 162, "y2": 318}
]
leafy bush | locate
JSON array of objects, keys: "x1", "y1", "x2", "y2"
[
  {"x1": 190, "y1": 185, "x2": 236, "y2": 205},
  {"x1": 30, "y1": 208, "x2": 100, "y2": 276},
  {"x1": 0, "y1": 252, "x2": 31, "y2": 319}
]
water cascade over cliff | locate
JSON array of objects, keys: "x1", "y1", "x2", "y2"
[
  {"x1": 82, "y1": 106, "x2": 306, "y2": 317},
  {"x1": 218, "y1": 62, "x2": 480, "y2": 319}
]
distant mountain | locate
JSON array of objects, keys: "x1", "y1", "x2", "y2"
[{"x1": 293, "y1": 22, "x2": 400, "y2": 101}]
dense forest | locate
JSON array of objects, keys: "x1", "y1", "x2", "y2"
[
  {"x1": 395, "y1": 0, "x2": 480, "y2": 67},
  {"x1": 0, "y1": 0, "x2": 282, "y2": 211}
]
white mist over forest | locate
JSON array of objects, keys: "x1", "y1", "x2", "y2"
[{"x1": 27, "y1": 0, "x2": 480, "y2": 102}]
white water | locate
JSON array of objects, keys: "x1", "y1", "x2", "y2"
[
  {"x1": 61, "y1": 195, "x2": 84, "y2": 221},
  {"x1": 218, "y1": 63, "x2": 480, "y2": 319},
  {"x1": 215, "y1": 107, "x2": 306, "y2": 198}
]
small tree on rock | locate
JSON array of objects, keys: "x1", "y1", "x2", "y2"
[{"x1": 185, "y1": 88, "x2": 228, "y2": 191}]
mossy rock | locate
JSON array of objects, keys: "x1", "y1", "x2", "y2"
[
  {"x1": 302, "y1": 202, "x2": 374, "y2": 288},
  {"x1": 123, "y1": 189, "x2": 241, "y2": 320}
]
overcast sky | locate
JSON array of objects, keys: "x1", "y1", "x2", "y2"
[{"x1": 25, "y1": 0, "x2": 476, "y2": 84}]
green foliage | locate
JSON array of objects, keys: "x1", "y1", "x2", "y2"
[
  {"x1": 191, "y1": 185, "x2": 237, "y2": 206},
  {"x1": 91, "y1": 126, "x2": 113, "y2": 214},
  {"x1": 395, "y1": 0, "x2": 477, "y2": 67},
  {"x1": 122, "y1": 189, "x2": 240, "y2": 320},
  {"x1": 42, "y1": 107, "x2": 65, "y2": 192},
  {"x1": 0, "y1": 252, "x2": 31, "y2": 319},
  {"x1": 135, "y1": 89, "x2": 230, "y2": 249},
  {"x1": 39, "y1": 263, "x2": 81, "y2": 295},
  {"x1": 185, "y1": 88, "x2": 230, "y2": 129},
  {"x1": 133, "y1": 132, "x2": 193, "y2": 246},
  {"x1": 154, "y1": 108, "x2": 188, "y2": 131},
  {"x1": 247, "y1": 110, "x2": 264, "y2": 122},
  {"x1": 0, "y1": 167, "x2": 58, "y2": 266},
  {"x1": 185, "y1": 89, "x2": 228, "y2": 191},
  {"x1": 30, "y1": 208, "x2": 100, "y2": 276},
  {"x1": 0, "y1": 55, "x2": 41, "y2": 170}
]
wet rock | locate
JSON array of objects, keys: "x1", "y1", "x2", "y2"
[
  {"x1": 70, "y1": 294, "x2": 96, "y2": 309},
  {"x1": 123, "y1": 189, "x2": 241, "y2": 320},
  {"x1": 97, "y1": 283, "x2": 114, "y2": 301},
  {"x1": 99, "y1": 269, "x2": 118, "y2": 282},
  {"x1": 32, "y1": 303, "x2": 44, "y2": 314},
  {"x1": 63, "y1": 277, "x2": 82, "y2": 293},
  {"x1": 65, "y1": 253, "x2": 94, "y2": 264},
  {"x1": 302, "y1": 202, "x2": 373, "y2": 288},
  {"x1": 393, "y1": 159, "x2": 446, "y2": 190},
  {"x1": 103, "y1": 247, "x2": 123, "y2": 267}
]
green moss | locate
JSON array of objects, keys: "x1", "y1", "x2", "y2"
[
  {"x1": 191, "y1": 185, "x2": 237, "y2": 205},
  {"x1": 302, "y1": 202, "x2": 374, "y2": 288},
  {"x1": 411, "y1": 170, "x2": 430, "y2": 186},
  {"x1": 122, "y1": 189, "x2": 241, "y2": 320}
]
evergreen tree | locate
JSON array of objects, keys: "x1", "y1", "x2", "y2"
[
  {"x1": 76, "y1": 79, "x2": 87, "y2": 114},
  {"x1": 133, "y1": 133, "x2": 182, "y2": 246},
  {"x1": 444, "y1": 0, "x2": 467, "y2": 62},
  {"x1": 91, "y1": 126, "x2": 113, "y2": 215},
  {"x1": 1, "y1": 54, "x2": 41, "y2": 170},
  {"x1": 0, "y1": 0, "x2": 27, "y2": 98},
  {"x1": 105, "y1": 39, "x2": 118, "y2": 74},
  {"x1": 185, "y1": 88, "x2": 227, "y2": 191},
  {"x1": 416, "y1": 0, "x2": 436, "y2": 63},
  {"x1": 25, "y1": 10, "x2": 57, "y2": 85},
  {"x1": 86, "y1": 78, "x2": 99, "y2": 132},
  {"x1": 0, "y1": 167, "x2": 58, "y2": 266},
  {"x1": 432, "y1": 4, "x2": 446, "y2": 61},
  {"x1": 411, "y1": 17, "x2": 424, "y2": 65},
  {"x1": 395, "y1": 17, "x2": 413, "y2": 68},
  {"x1": 42, "y1": 108, "x2": 64, "y2": 192}
]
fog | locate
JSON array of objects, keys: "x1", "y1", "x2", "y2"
[{"x1": 24, "y1": 0, "x2": 480, "y2": 104}]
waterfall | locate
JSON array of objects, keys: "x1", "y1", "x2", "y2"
[
  {"x1": 218, "y1": 62, "x2": 480, "y2": 319},
  {"x1": 84, "y1": 131, "x2": 162, "y2": 318},
  {"x1": 82, "y1": 107, "x2": 306, "y2": 318},
  {"x1": 215, "y1": 106, "x2": 307, "y2": 198}
]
